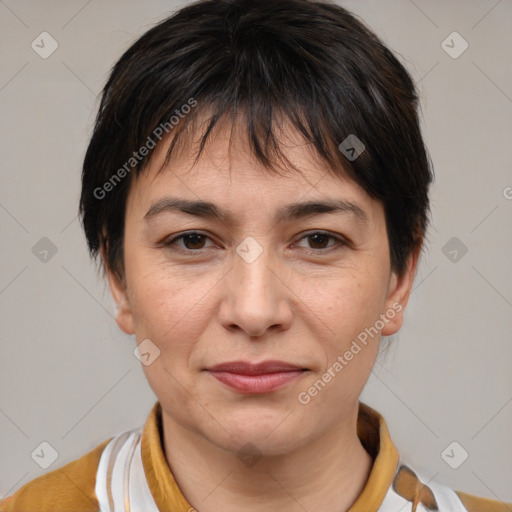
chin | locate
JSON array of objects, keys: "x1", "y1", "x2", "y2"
[
  {"x1": 205, "y1": 408, "x2": 312, "y2": 456},
  {"x1": 217, "y1": 429, "x2": 304, "y2": 458}
]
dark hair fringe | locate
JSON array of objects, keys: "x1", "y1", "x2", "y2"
[{"x1": 80, "y1": 0, "x2": 433, "y2": 281}]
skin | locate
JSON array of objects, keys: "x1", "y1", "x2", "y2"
[{"x1": 105, "y1": 119, "x2": 420, "y2": 512}]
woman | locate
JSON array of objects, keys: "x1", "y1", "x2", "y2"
[{"x1": 2, "y1": 0, "x2": 510, "y2": 510}]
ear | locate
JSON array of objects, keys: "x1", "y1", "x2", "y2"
[
  {"x1": 381, "y1": 242, "x2": 422, "y2": 336},
  {"x1": 101, "y1": 245, "x2": 135, "y2": 335}
]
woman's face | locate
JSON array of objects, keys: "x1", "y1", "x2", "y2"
[{"x1": 107, "y1": 124, "x2": 416, "y2": 456}]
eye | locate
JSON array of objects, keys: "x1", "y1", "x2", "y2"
[
  {"x1": 164, "y1": 231, "x2": 216, "y2": 251},
  {"x1": 163, "y1": 230, "x2": 347, "y2": 254},
  {"x1": 294, "y1": 231, "x2": 346, "y2": 251}
]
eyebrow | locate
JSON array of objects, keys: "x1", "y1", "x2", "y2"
[{"x1": 143, "y1": 197, "x2": 368, "y2": 225}]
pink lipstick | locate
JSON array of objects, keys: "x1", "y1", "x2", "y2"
[{"x1": 207, "y1": 360, "x2": 306, "y2": 394}]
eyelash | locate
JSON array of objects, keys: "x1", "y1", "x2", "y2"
[{"x1": 163, "y1": 230, "x2": 348, "y2": 254}]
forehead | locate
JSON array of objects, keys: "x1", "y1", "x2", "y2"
[{"x1": 125, "y1": 118, "x2": 382, "y2": 226}]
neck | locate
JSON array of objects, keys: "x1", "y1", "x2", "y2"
[{"x1": 160, "y1": 405, "x2": 373, "y2": 512}]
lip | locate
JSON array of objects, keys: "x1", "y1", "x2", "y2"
[{"x1": 206, "y1": 360, "x2": 307, "y2": 394}]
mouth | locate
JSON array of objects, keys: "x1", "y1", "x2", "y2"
[{"x1": 205, "y1": 360, "x2": 308, "y2": 394}]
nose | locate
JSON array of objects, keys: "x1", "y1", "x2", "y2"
[{"x1": 218, "y1": 242, "x2": 293, "y2": 338}]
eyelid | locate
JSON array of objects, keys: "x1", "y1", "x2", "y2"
[
  {"x1": 163, "y1": 230, "x2": 349, "y2": 253},
  {"x1": 163, "y1": 231, "x2": 217, "y2": 249},
  {"x1": 293, "y1": 230, "x2": 349, "y2": 251}
]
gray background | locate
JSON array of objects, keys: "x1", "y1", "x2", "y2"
[{"x1": 1, "y1": 0, "x2": 511, "y2": 503}]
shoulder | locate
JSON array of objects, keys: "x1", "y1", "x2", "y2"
[
  {"x1": 454, "y1": 490, "x2": 512, "y2": 512},
  {"x1": 389, "y1": 464, "x2": 512, "y2": 512},
  {"x1": 0, "y1": 438, "x2": 111, "y2": 512}
]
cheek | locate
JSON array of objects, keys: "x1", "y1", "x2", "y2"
[
  {"x1": 309, "y1": 275, "x2": 386, "y2": 394},
  {"x1": 127, "y1": 263, "x2": 219, "y2": 350},
  {"x1": 306, "y1": 269, "x2": 389, "y2": 341},
  {"x1": 130, "y1": 271, "x2": 214, "y2": 401}
]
